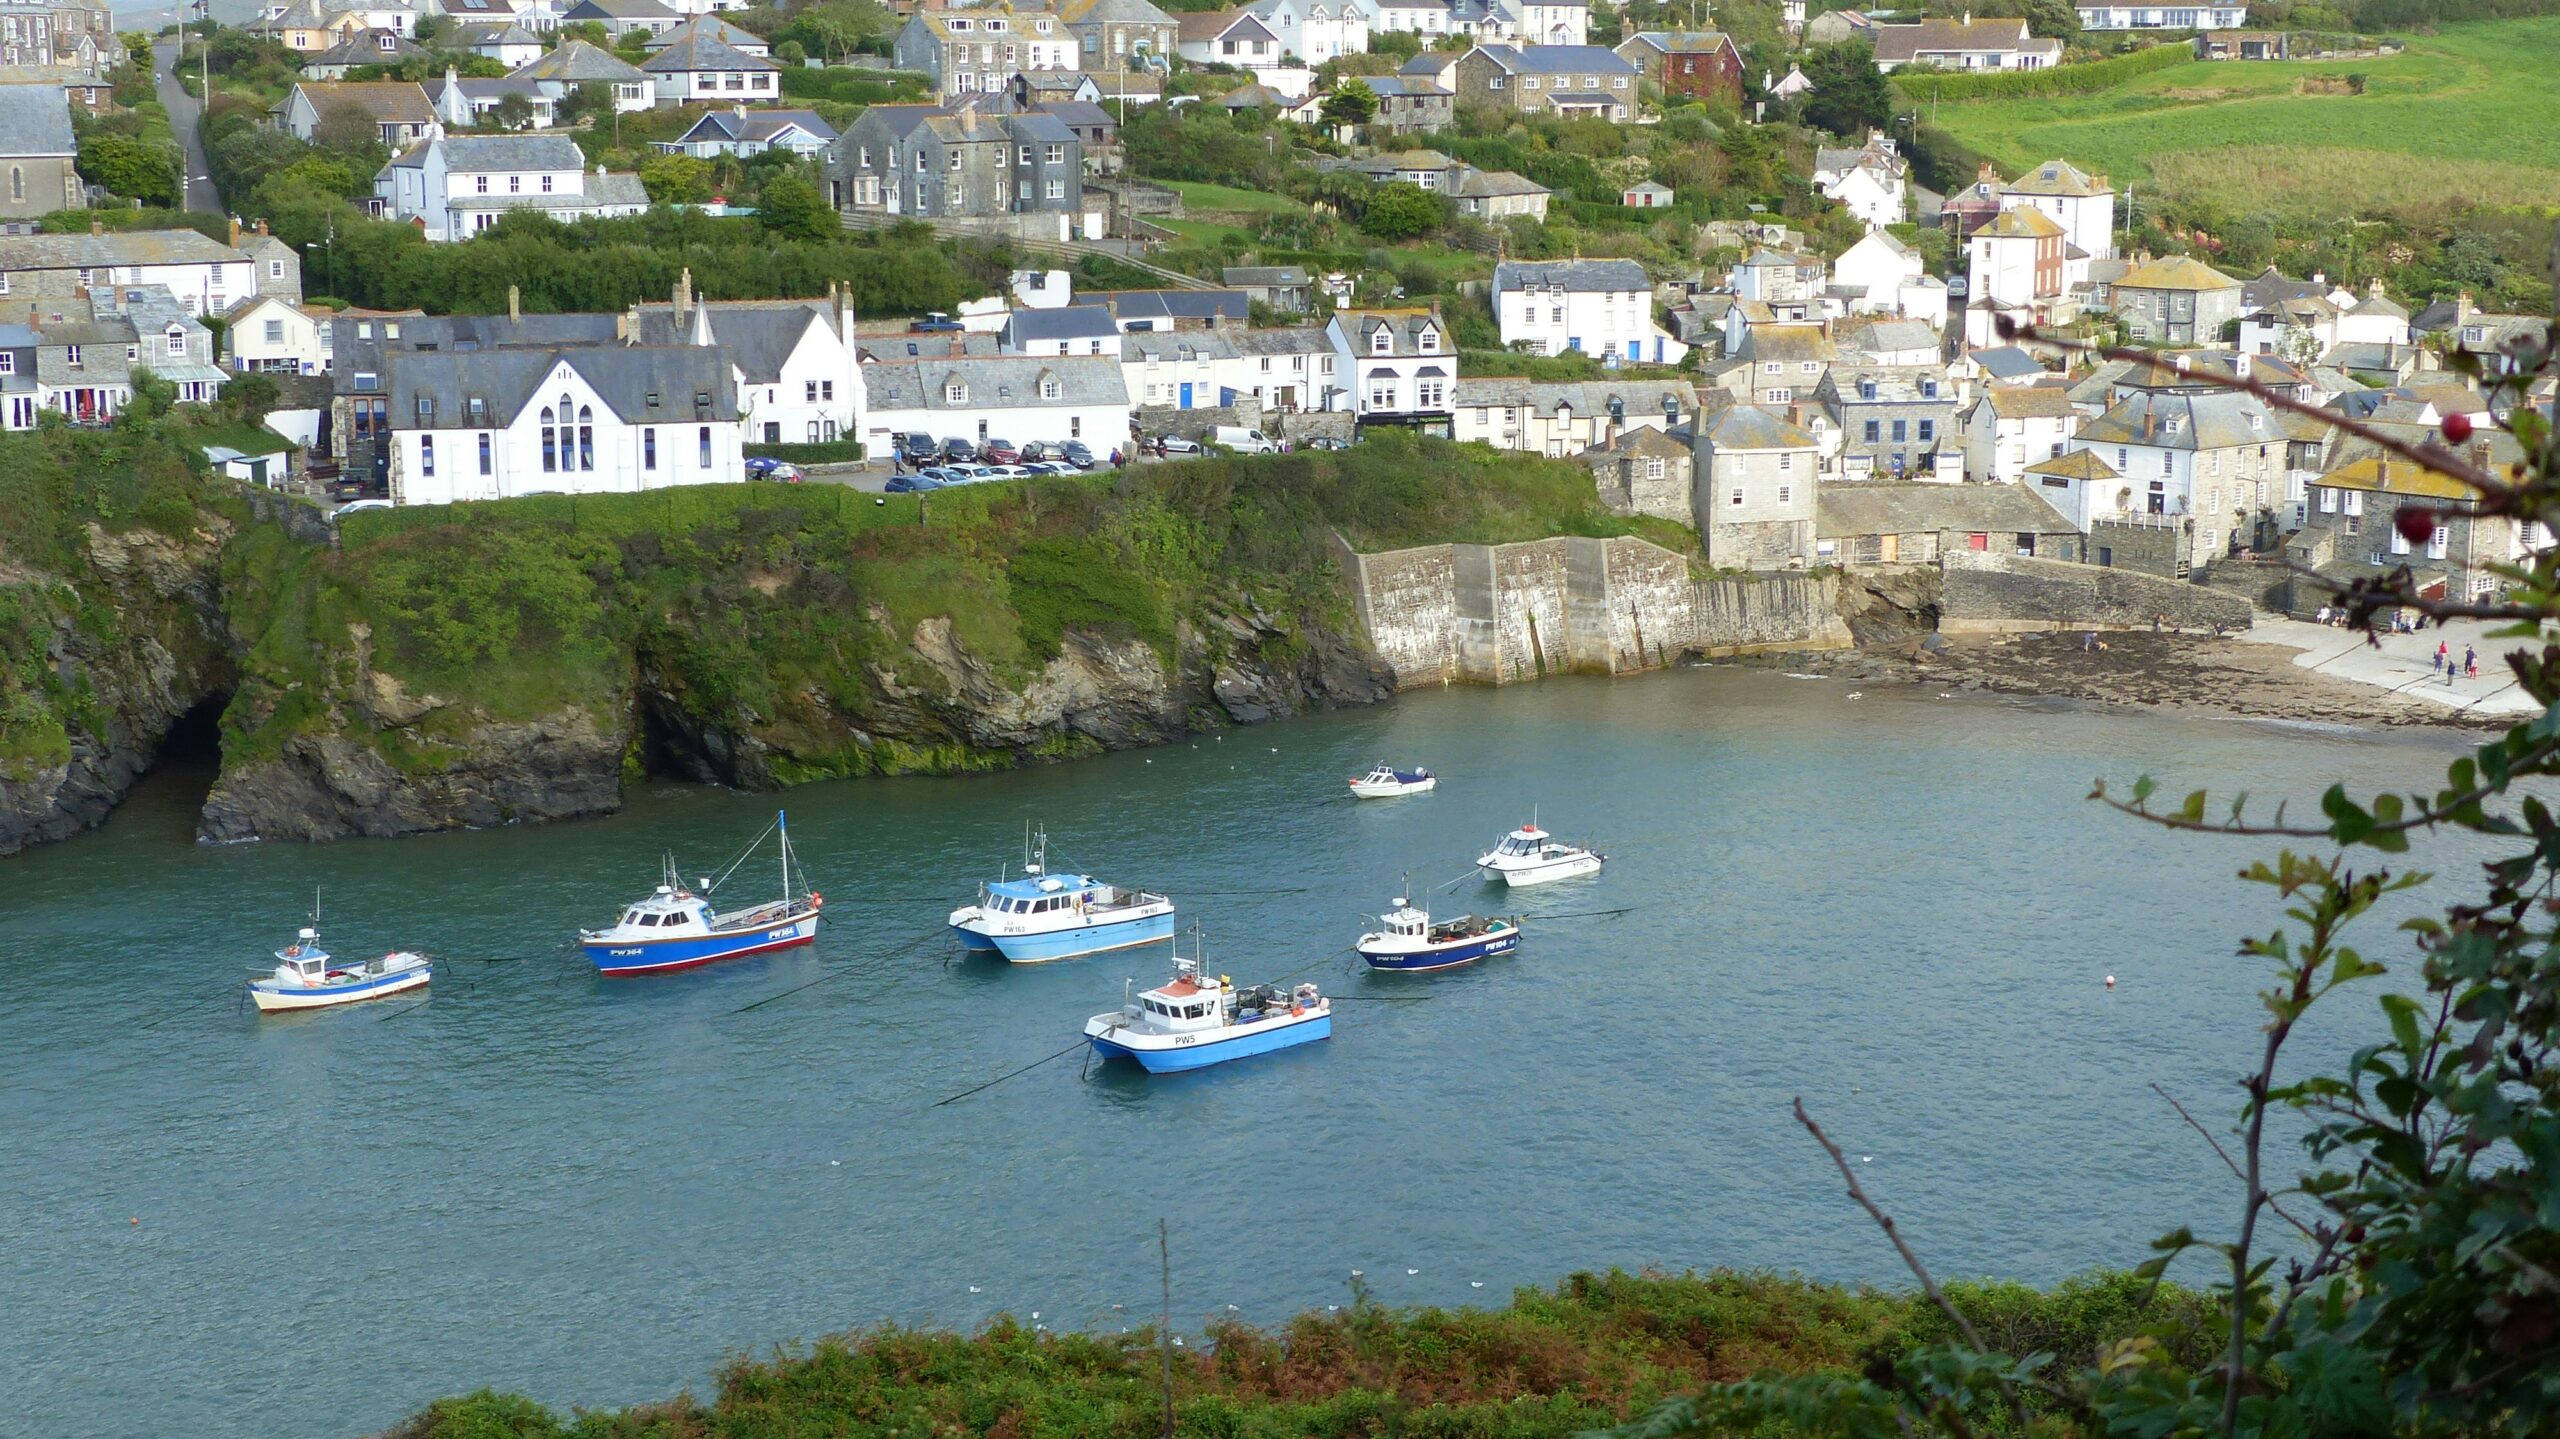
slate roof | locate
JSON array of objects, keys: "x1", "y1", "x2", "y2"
[
  {"x1": 562, "y1": 0, "x2": 677, "y2": 20},
  {"x1": 1003, "y1": 304, "x2": 1119, "y2": 344},
  {"x1": 1817, "y1": 482, "x2": 2076, "y2": 538},
  {"x1": 627, "y1": 300, "x2": 833, "y2": 384},
  {"x1": 382, "y1": 344, "x2": 738, "y2": 428},
  {"x1": 1231, "y1": 325, "x2": 1330, "y2": 356},
  {"x1": 1736, "y1": 324, "x2": 1832, "y2": 364},
  {"x1": 861, "y1": 354, "x2": 1129, "y2": 411},
  {"x1": 0, "y1": 83, "x2": 74, "y2": 158},
  {"x1": 511, "y1": 40, "x2": 647, "y2": 83},
  {"x1": 1871, "y1": 17, "x2": 2056, "y2": 60},
  {"x1": 1336, "y1": 306, "x2": 1445, "y2": 356},
  {"x1": 425, "y1": 75, "x2": 551, "y2": 108},
  {"x1": 1492, "y1": 258, "x2": 1648, "y2": 294},
  {"x1": 1449, "y1": 377, "x2": 1694, "y2": 420},
  {"x1": 305, "y1": 30, "x2": 429, "y2": 69},
  {"x1": 2025, "y1": 448, "x2": 2117, "y2": 482},
  {"x1": 2116, "y1": 255, "x2": 2240, "y2": 292},
  {"x1": 1123, "y1": 328, "x2": 1240, "y2": 363},
  {"x1": 675, "y1": 107, "x2": 836, "y2": 146},
  {"x1": 441, "y1": 133, "x2": 586, "y2": 172},
  {"x1": 2316, "y1": 454, "x2": 2476, "y2": 502},
  {"x1": 2348, "y1": 290, "x2": 2408, "y2": 319},
  {"x1": 446, "y1": 173, "x2": 649, "y2": 211},
  {"x1": 292, "y1": 80, "x2": 435, "y2": 123},
  {"x1": 1363, "y1": 75, "x2": 1450, "y2": 98},
  {"x1": 1057, "y1": 0, "x2": 1177, "y2": 24},
  {"x1": 450, "y1": 20, "x2": 542, "y2": 48},
  {"x1": 1696, "y1": 403, "x2": 1815, "y2": 449},
  {"x1": 2238, "y1": 265, "x2": 2329, "y2": 312},
  {"x1": 2003, "y1": 158, "x2": 2108, "y2": 197},
  {"x1": 2075, "y1": 389, "x2": 2278, "y2": 450},
  {"x1": 1621, "y1": 29, "x2": 1734, "y2": 53},
  {"x1": 1222, "y1": 265, "x2": 1308, "y2": 287},
  {"x1": 1823, "y1": 363, "x2": 1951, "y2": 404},
  {"x1": 1449, "y1": 168, "x2": 1547, "y2": 199},
  {"x1": 1177, "y1": 8, "x2": 1271, "y2": 40},
  {"x1": 1973, "y1": 206, "x2": 2064, "y2": 240},
  {"x1": 1838, "y1": 318, "x2": 1939, "y2": 357},
  {"x1": 1474, "y1": 43, "x2": 1639, "y2": 75},
  {"x1": 0, "y1": 228, "x2": 240, "y2": 270},
  {"x1": 641, "y1": 28, "x2": 777, "y2": 73},
  {"x1": 1102, "y1": 289, "x2": 1249, "y2": 324},
  {"x1": 644, "y1": 16, "x2": 763, "y2": 50},
  {"x1": 1979, "y1": 385, "x2": 2077, "y2": 419}
]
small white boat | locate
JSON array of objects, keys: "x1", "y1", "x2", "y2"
[
  {"x1": 1349, "y1": 764, "x2": 1436, "y2": 799},
  {"x1": 249, "y1": 927, "x2": 431, "y2": 1012},
  {"x1": 1476, "y1": 821, "x2": 1604, "y2": 887}
]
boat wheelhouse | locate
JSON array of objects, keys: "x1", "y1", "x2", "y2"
[
  {"x1": 248, "y1": 927, "x2": 432, "y2": 1012},
  {"x1": 1082, "y1": 942, "x2": 1329, "y2": 1073},
  {"x1": 949, "y1": 826, "x2": 1174, "y2": 963},
  {"x1": 1475, "y1": 822, "x2": 1604, "y2": 887},
  {"x1": 578, "y1": 812, "x2": 823, "y2": 976},
  {"x1": 1356, "y1": 895, "x2": 1520, "y2": 972},
  {"x1": 1349, "y1": 764, "x2": 1436, "y2": 798}
]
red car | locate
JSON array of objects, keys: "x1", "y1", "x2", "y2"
[{"x1": 981, "y1": 439, "x2": 1021, "y2": 464}]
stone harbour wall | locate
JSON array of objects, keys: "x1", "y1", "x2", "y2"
[
  {"x1": 1939, "y1": 551, "x2": 2252, "y2": 634},
  {"x1": 1343, "y1": 535, "x2": 1851, "y2": 688}
]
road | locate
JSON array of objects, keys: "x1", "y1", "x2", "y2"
[{"x1": 152, "y1": 37, "x2": 222, "y2": 215}]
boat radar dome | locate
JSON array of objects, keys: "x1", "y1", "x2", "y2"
[
  {"x1": 298, "y1": 927, "x2": 317, "y2": 941},
  {"x1": 655, "y1": 884, "x2": 675, "y2": 896}
]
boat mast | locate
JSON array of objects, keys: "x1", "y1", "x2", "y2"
[{"x1": 779, "y1": 810, "x2": 791, "y2": 900}]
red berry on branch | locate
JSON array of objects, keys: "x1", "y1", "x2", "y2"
[
  {"x1": 2395, "y1": 507, "x2": 2436, "y2": 546},
  {"x1": 2442, "y1": 412, "x2": 2474, "y2": 444}
]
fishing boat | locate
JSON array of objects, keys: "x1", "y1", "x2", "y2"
[
  {"x1": 249, "y1": 926, "x2": 431, "y2": 1012},
  {"x1": 1356, "y1": 890, "x2": 1520, "y2": 973},
  {"x1": 1083, "y1": 934, "x2": 1329, "y2": 1073},
  {"x1": 1349, "y1": 764, "x2": 1436, "y2": 799},
  {"x1": 949, "y1": 825, "x2": 1174, "y2": 964},
  {"x1": 1476, "y1": 820, "x2": 1604, "y2": 887},
  {"x1": 579, "y1": 811, "x2": 823, "y2": 976}
]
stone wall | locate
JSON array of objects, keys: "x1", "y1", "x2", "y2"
[
  {"x1": 2087, "y1": 516, "x2": 2191, "y2": 578},
  {"x1": 1939, "y1": 551, "x2": 2252, "y2": 634},
  {"x1": 1273, "y1": 411, "x2": 1355, "y2": 445},
  {"x1": 1137, "y1": 397, "x2": 1267, "y2": 440},
  {"x1": 1342, "y1": 535, "x2": 1851, "y2": 688}
]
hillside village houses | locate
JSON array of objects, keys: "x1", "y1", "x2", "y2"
[
  {"x1": 1358, "y1": 73, "x2": 1453, "y2": 133},
  {"x1": 1448, "y1": 43, "x2": 1637, "y2": 119},
  {"x1": 295, "y1": 28, "x2": 427, "y2": 80},
  {"x1": 0, "y1": 220, "x2": 299, "y2": 316},
  {"x1": 1327, "y1": 305, "x2": 1452, "y2": 433},
  {"x1": 509, "y1": 39, "x2": 654, "y2": 112},
  {"x1": 1449, "y1": 376, "x2": 1692, "y2": 456},
  {"x1": 1246, "y1": 0, "x2": 1369, "y2": 62},
  {"x1": 0, "y1": 83, "x2": 81, "y2": 229},
  {"x1": 2112, "y1": 253, "x2": 2245, "y2": 345},
  {"x1": 1963, "y1": 205, "x2": 2069, "y2": 346},
  {"x1": 638, "y1": 26, "x2": 779, "y2": 103},
  {"x1": 1812, "y1": 132, "x2": 1906, "y2": 231},
  {"x1": 895, "y1": 5, "x2": 1079, "y2": 102},
  {"x1": 1869, "y1": 14, "x2": 2062, "y2": 70},
  {"x1": 826, "y1": 103, "x2": 1085, "y2": 233},
  {"x1": 1612, "y1": 28, "x2": 1743, "y2": 104},
  {"x1": 860, "y1": 354, "x2": 1129, "y2": 457},
  {"x1": 1692, "y1": 404, "x2": 1820, "y2": 567},
  {"x1": 273, "y1": 80, "x2": 437, "y2": 146},
  {"x1": 427, "y1": 71, "x2": 560, "y2": 130},
  {"x1": 0, "y1": 0, "x2": 112, "y2": 71},
  {"x1": 376, "y1": 132, "x2": 650, "y2": 240},
  {"x1": 1960, "y1": 383, "x2": 2080, "y2": 483},
  {"x1": 1831, "y1": 231, "x2": 1948, "y2": 323},
  {"x1": 1491, "y1": 258, "x2": 1687, "y2": 365}
]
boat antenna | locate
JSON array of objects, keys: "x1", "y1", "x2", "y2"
[
  {"x1": 1026, "y1": 822, "x2": 1046, "y2": 877},
  {"x1": 779, "y1": 810, "x2": 792, "y2": 901},
  {"x1": 312, "y1": 885, "x2": 321, "y2": 931}
]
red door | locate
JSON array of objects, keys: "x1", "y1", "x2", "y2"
[{"x1": 1968, "y1": 532, "x2": 1989, "y2": 551}]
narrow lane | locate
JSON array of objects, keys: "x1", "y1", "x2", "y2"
[{"x1": 151, "y1": 37, "x2": 222, "y2": 215}]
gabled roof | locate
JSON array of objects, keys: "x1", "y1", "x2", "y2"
[
  {"x1": 1003, "y1": 304, "x2": 1118, "y2": 342},
  {"x1": 1223, "y1": 265, "x2": 1308, "y2": 286},
  {"x1": 642, "y1": 29, "x2": 777, "y2": 73},
  {"x1": 1980, "y1": 385, "x2": 2077, "y2": 419},
  {"x1": 1584, "y1": 424, "x2": 1689, "y2": 460},
  {"x1": 626, "y1": 300, "x2": 835, "y2": 385},
  {"x1": 861, "y1": 354, "x2": 1130, "y2": 410},
  {"x1": 2316, "y1": 455, "x2": 2474, "y2": 502},
  {"x1": 0, "y1": 227, "x2": 242, "y2": 270},
  {"x1": 1872, "y1": 16, "x2": 2055, "y2": 60},
  {"x1": 304, "y1": 30, "x2": 429, "y2": 68},
  {"x1": 511, "y1": 39, "x2": 647, "y2": 82},
  {"x1": 1334, "y1": 306, "x2": 1445, "y2": 356},
  {"x1": 1838, "y1": 318, "x2": 1940, "y2": 357},
  {"x1": 562, "y1": 0, "x2": 677, "y2": 19},
  {"x1": 676, "y1": 107, "x2": 837, "y2": 146},
  {"x1": 1449, "y1": 168, "x2": 1547, "y2": 199},
  {"x1": 290, "y1": 80, "x2": 435, "y2": 124},
  {"x1": 450, "y1": 20, "x2": 542, "y2": 47},
  {"x1": 1970, "y1": 345, "x2": 2047, "y2": 380},
  {"x1": 440, "y1": 133, "x2": 586, "y2": 172},
  {"x1": 1817, "y1": 482, "x2": 2076, "y2": 538},
  {"x1": 1620, "y1": 28, "x2": 1734, "y2": 54},
  {"x1": 2116, "y1": 255, "x2": 2240, "y2": 292},
  {"x1": 2076, "y1": 389, "x2": 2277, "y2": 450},
  {"x1": 1362, "y1": 75, "x2": 1450, "y2": 98},
  {"x1": 2025, "y1": 448, "x2": 2116, "y2": 482},
  {"x1": 382, "y1": 344, "x2": 738, "y2": 429},
  {"x1": 0, "y1": 83, "x2": 75, "y2": 159},
  {"x1": 1177, "y1": 8, "x2": 1273, "y2": 41},
  {"x1": 1473, "y1": 43, "x2": 1640, "y2": 75},
  {"x1": 1036, "y1": 100, "x2": 1116, "y2": 128},
  {"x1": 2002, "y1": 158, "x2": 2109, "y2": 198},
  {"x1": 1449, "y1": 376, "x2": 1694, "y2": 418},
  {"x1": 1057, "y1": 0, "x2": 1177, "y2": 25},
  {"x1": 1492, "y1": 258, "x2": 1647, "y2": 294},
  {"x1": 644, "y1": 16, "x2": 763, "y2": 51}
]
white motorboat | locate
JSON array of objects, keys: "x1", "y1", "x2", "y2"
[
  {"x1": 1348, "y1": 764, "x2": 1436, "y2": 799},
  {"x1": 1476, "y1": 822, "x2": 1604, "y2": 887},
  {"x1": 249, "y1": 927, "x2": 431, "y2": 1012}
]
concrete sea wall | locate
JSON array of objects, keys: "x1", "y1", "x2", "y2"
[
  {"x1": 1342, "y1": 535, "x2": 1852, "y2": 688},
  {"x1": 1938, "y1": 551, "x2": 2252, "y2": 634}
]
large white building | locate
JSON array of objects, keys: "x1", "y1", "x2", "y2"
[
  {"x1": 380, "y1": 343, "x2": 744, "y2": 506},
  {"x1": 0, "y1": 225, "x2": 281, "y2": 317},
  {"x1": 374, "y1": 133, "x2": 650, "y2": 242},
  {"x1": 858, "y1": 354, "x2": 1130, "y2": 454},
  {"x1": 1999, "y1": 158, "x2": 2116, "y2": 272},
  {"x1": 1489, "y1": 258, "x2": 1685, "y2": 366},
  {"x1": 1246, "y1": 0, "x2": 1368, "y2": 62},
  {"x1": 626, "y1": 281, "x2": 864, "y2": 448},
  {"x1": 1326, "y1": 306, "x2": 1453, "y2": 433},
  {"x1": 2076, "y1": 3, "x2": 2247, "y2": 28},
  {"x1": 1831, "y1": 230, "x2": 1946, "y2": 323}
]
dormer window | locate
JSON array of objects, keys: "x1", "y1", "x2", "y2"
[
  {"x1": 1370, "y1": 328, "x2": 1389, "y2": 354},
  {"x1": 1417, "y1": 327, "x2": 1438, "y2": 353},
  {"x1": 1040, "y1": 373, "x2": 1061, "y2": 400},
  {"x1": 165, "y1": 326, "x2": 186, "y2": 356},
  {"x1": 946, "y1": 380, "x2": 967, "y2": 403},
  {"x1": 948, "y1": 17, "x2": 970, "y2": 29}
]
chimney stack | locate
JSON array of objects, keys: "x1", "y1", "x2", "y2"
[
  {"x1": 507, "y1": 284, "x2": 520, "y2": 322},
  {"x1": 89, "y1": 216, "x2": 102, "y2": 235},
  {"x1": 674, "y1": 266, "x2": 694, "y2": 318},
  {"x1": 228, "y1": 216, "x2": 240, "y2": 247},
  {"x1": 2472, "y1": 437, "x2": 2492, "y2": 470}
]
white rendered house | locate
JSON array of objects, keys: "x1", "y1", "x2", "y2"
[
  {"x1": 381, "y1": 344, "x2": 745, "y2": 506},
  {"x1": 1325, "y1": 306, "x2": 1454, "y2": 430},
  {"x1": 374, "y1": 133, "x2": 650, "y2": 242},
  {"x1": 1248, "y1": 0, "x2": 1369, "y2": 62},
  {"x1": 1490, "y1": 258, "x2": 1686, "y2": 365},
  {"x1": 858, "y1": 354, "x2": 1130, "y2": 454}
]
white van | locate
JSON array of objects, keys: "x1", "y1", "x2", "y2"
[{"x1": 1212, "y1": 426, "x2": 1278, "y2": 454}]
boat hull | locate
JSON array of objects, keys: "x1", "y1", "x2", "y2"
[
  {"x1": 1481, "y1": 856, "x2": 1603, "y2": 887},
  {"x1": 1349, "y1": 777, "x2": 1435, "y2": 799},
  {"x1": 988, "y1": 909, "x2": 1176, "y2": 964},
  {"x1": 1359, "y1": 927, "x2": 1520, "y2": 972},
  {"x1": 582, "y1": 914, "x2": 820, "y2": 976},
  {"x1": 947, "y1": 910, "x2": 1004, "y2": 951},
  {"x1": 1085, "y1": 1008, "x2": 1330, "y2": 1072},
  {"x1": 250, "y1": 967, "x2": 430, "y2": 1012}
]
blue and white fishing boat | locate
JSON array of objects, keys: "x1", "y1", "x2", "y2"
[
  {"x1": 949, "y1": 826, "x2": 1174, "y2": 964},
  {"x1": 579, "y1": 812, "x2": 823, "y2": 976},
  {"x1": 1083, "y1": 934, "x2": 1329, "y2": 1073},
  {"x1": 1349, "y1": 763, "x2": 1436, "y2": 799},
  {"x1": 249, "y1": 925, "x2": 431, "y2": 1013},
  {"x1": 1356, "y1": 889, "x2": 1519, "y2": 973}
]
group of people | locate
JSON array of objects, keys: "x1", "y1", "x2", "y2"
[{"x1": 2435, "y1": 640, "x2": 2480, "y2": 682}]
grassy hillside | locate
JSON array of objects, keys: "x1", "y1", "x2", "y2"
[
  {"x1": 381, "y1": 1269, "x2": 2210, "y2": 1439},
  {"x1": 1922, "y1": 18, "x2": 2560, "y2": 216}
]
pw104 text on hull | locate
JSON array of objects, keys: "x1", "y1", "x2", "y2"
[
  {"x1": 1356, "y1": 890, "x2": 1520, "y2": 973},
  {"x1": 1083, "y1": 935, "x2": 1329, "y2": 1074},
  {"x1": 579, "y1": 811, "x2": 823, "y2": 976},
  {"x1": 950, "y1": 825, "x2": 1175, "y2": 964}
]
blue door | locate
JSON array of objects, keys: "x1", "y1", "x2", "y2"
[{"x1": 1179, "y1": 383, "x2": 1193, "y2": 408}]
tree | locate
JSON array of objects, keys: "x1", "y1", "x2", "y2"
[
  {"x1": 310, "y1": 99, "x2": 387, "y2": 157},
  {"x1": 487, "y1": 93, "x2": 534, "y2": 131},
  {"x1": 772, "y1": 38, "x2": 806, "y2": 64},
  {"x1": 75, "y1": 133, "x2": 178, "y2": 207},
  {"x1": 1320, "y1": 78, "x2": 1378, "y2": 128},
  {"x1": 1357, "y1": 181, "x2": 1445, "y2": 240},
  {"x1": 221, "y1": 371, "x2": 282, "y2": 424},
  {"x1": 1799, "y1": 41, "x2": 1895, "y2": 136},
  {"x1": 638, "y1": 153, "x2": 715, "y2": 205},
  {"x1": 2021, "y1": 0, "x2": 2081, "y2": 37},
  {"x1": 757, "y1": 170, "x2": 836, "y2": 240},
  {"x1": 783, "y1": 0, "x2": 894, "y2": 60}
]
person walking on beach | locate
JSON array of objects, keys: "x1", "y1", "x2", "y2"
[
  {"x1": 2466, "y1": 645, "x2": 2479, "y2": 680},
  {"x1": 2434, "y1": 645, "x2": 2446, "y2": 676},
  {"x1": 2438, "y1": 640, "x2": 2451, "y2": 674}
]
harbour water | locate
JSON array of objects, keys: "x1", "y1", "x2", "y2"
[{"x1": 0, "y1": 667, "x2": 2487, "y2": 1439}]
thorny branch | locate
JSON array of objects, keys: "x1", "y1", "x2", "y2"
[
  {"x1": 2149, "y1": 1082, "x2": 2318, "y2": 1240},
  {"x1": 1794, "y1": 1098, "x2": 1985, "y2": 1351}
]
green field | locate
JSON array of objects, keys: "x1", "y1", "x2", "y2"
[
  {"x1": 1161, "y1": 179, "x2": 1309, "y2": 215},
  {"x1": 1927, "y1": 18, "x2": 2560, "y2": 215}
]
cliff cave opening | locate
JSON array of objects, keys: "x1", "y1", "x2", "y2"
[
  {"x1": 636, "y1": 691, "x2": 740, "y2": 788},
  {"x1": 157, "y1": 695, "x2": 227, "y2": 769}
]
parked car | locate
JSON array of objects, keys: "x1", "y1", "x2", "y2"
[
  {"x1": 330, "y1": 498, "x2": 394, "y2": 520},
  {"x1": 1024, "y1": 461, "x2": 1077, "y2": 477},
  {"x1": 899, "y1": 432, "x2": 939, "y2": 463},
  {"x1": 1061, "y1": 440, "x2": 1096, "y2": 469},
  {"x1": 330, "y1": 479, "x2": 369, "y2": 501},
  {"x1": 1211, "y1": 426, "x2": 1277, "y2": 454},
  {"x1": 908, "y1": 312, "x2": 962, "y2": 334},
  {"x1": 1155, "y1": 435, "x2": 1202, "y2": 455},
  {"x1": 1019, "y1": 441, "x2": 1061, "y2": 464},
  {"x1": 979, "y1": 464, "x2": 1030, "y2": 479},
  {"x1": 885, "y1": 473, "x2": 945, "y2": 493},
  {"x1": 745, "y1": 457, "x2": 803, "y2": 482},
  {"x1": 941, "y1": 437, "x2": 977, "y2": 463},
  {"x1": 941, "y1": 463, "x2": 990, "y2": 483},
  {"x1": 981, "y1": 438, "x2": 1021, "y2": 464},
  {"x1": 1302, "y1": 436, "x2": 1351, "y2": 451}
]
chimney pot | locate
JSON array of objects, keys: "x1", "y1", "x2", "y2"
[
  {"x1": 89, "y1": 216, "x2": 102, "y2": 234},
  {"x1": 228, "y1": 216, "x2": 240, "y2": 247},
  {"x1": 507, "y1": 284, "x2": 520, "y2": 322}
]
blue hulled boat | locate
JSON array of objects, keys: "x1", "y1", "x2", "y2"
[
  {"x1": 1083, "y1": 937, "x2": 1329, "y2": 1073},
  {"x1": 949, "y1": 826, "x2": 1174, "y2": 964},
  {"x1": 1355, "y1": 892, "x2": 1519, "y2": 973},
  {"x1": 579, "y1": 812, "x2": 823, "y2": 976}
]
